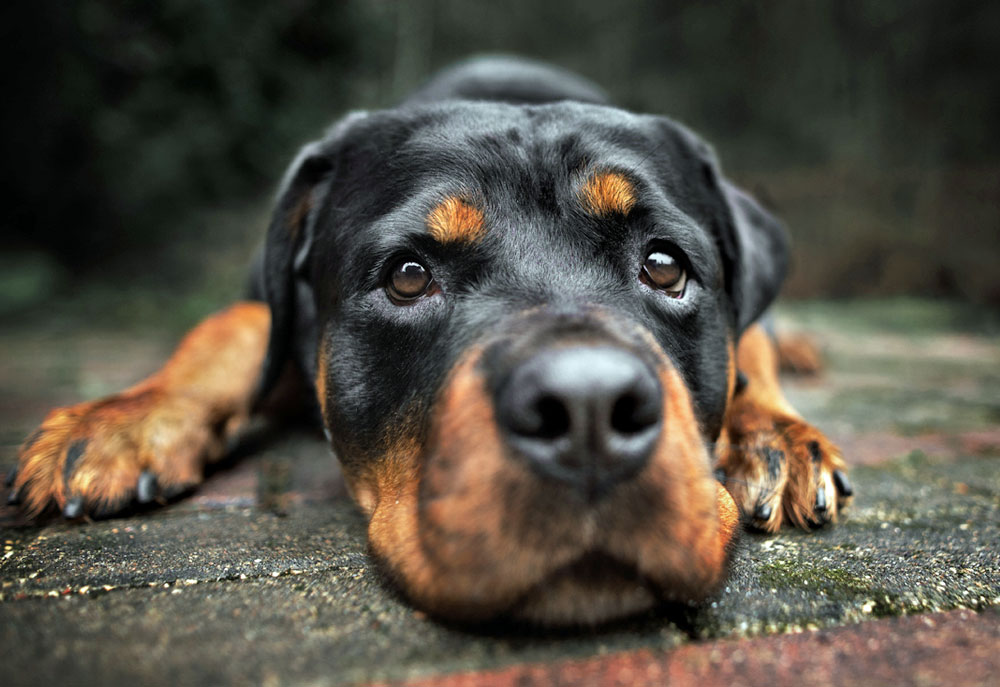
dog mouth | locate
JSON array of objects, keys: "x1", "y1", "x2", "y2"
[
  {"x1": 358, "y1": 310, "x2": 737, "y2": 626},
  {"x1": 507, "y1": 551, "x2": 660, "y2": 625}
]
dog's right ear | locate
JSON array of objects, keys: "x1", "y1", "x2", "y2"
[
  {"x1": 255, "y1": 140, "x2": 331, "y2": 400},
  {"x1": 254, "y1": 111, "x2": 371, "y2": 403}
]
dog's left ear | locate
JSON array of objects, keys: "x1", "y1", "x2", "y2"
[
  {"x1": 717, "y1": 177, "x2": 790, "y2": 332},
  {"x1": 659, "y1": 121, "x2": 790, "y2": 333}
]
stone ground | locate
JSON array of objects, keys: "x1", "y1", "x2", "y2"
[{"x1": 1, "y1": 299, "x2": 998, "y2": 686}]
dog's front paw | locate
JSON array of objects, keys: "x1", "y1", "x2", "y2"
[
  {"x1": 7, "y1": 387, "x2": 225, "y2": 518},
  {"x1": 717, "y1": 414, "x2": 852, "y2": 532}
]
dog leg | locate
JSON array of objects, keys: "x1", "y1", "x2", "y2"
[
  {"x1": 7, "y1": 302, "x2": 270, "y2": 518},
  {"x1": 716, "y1": 324, "x2": 852, "y2": 531},
  {"x1": 775, "y1": 331, "x2": 824, "y2": 375}
]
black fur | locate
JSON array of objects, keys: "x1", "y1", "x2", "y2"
[{"x1": 256, "y1": 56, "x2": 788, "y2": 458}]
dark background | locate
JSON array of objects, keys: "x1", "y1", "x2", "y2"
[{"x1": 2, "y1": 0, "x2": 998, "y2": 324}]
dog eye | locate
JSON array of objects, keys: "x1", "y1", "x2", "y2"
[
  {"x1": 386, "y1": 259, "x2": 434, "y2": 303},
  {"x1": 640, "y1": 250, "x2": 687, "y2": 297}
]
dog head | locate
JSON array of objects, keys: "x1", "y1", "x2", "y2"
[{"x1": 259, "y1": 100, "x2": 787, "y2": 624}]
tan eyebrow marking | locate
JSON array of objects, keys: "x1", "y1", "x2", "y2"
[
  {"x1": 427, "y1": 196, "x2": 486, "y2": 243},
  {"x1": 579, "y1": 171, "x2": 636, "y2": 217}
]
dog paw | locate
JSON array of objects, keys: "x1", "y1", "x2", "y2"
[
  {"x1": 717, "y1": 417, "x2": 852, "y2": 532},
  {"x1": 7, "y1": 388, "x2": 227, "y2": 518}
]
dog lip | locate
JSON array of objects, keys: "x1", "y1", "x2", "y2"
[
  {"x1": 544, "y1": 550, "x2": 650, "y2": 586},
  {"x1": 502, "y1": 550, "x2": 660, "y2": 624}
]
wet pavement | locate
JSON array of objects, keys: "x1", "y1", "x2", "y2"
[{"x1": 1, "y1": 299, "x2": 998, "y2": 686}]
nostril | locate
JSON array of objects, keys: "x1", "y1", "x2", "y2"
[
  {"x1": 610, "y1": 392, "x2": 653, "y2": 435},
  {"x1": 533, "y1": 395, "x2": 571, "y2": 439}
]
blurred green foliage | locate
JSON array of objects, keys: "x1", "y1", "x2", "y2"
[{"x1": 2, "y1": 0, "x2": 997, "y2": 303}]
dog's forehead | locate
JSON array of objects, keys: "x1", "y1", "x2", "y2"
[
  {"x1": 336, "y1": 101, "x2": 704, "y2": 240},
  {"x1": 394, "y1": 101, "x2": 655, "y2": 182},
  {"x1": 404, "y1": 100, "x2": 640, "y2": 143}
]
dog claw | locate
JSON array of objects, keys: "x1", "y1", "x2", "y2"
[
  {"x1": 833, "y1": 469, "x2": 853, "y2": 497},
  {"x1": 815, "y1": 484, "x2": 828, "y2": 512},
  {"x1": 735, "y1": 371, "x2": 748, "y2": 394},
  {"x1": 754, "y1": 503, "x2": 772, "y2": 521},
  {"x1": 136, "y1": 471, "x2": 158, "y2": 504},
  {"x1": 6, "y1": 487, "x2": 21, "y2": 505},
  {"x1": 63, "y1": 496, "x2": 84, "y2": 519},
  {"x1": 4, "y1": 467, "x2": 16, "y2": 488}
]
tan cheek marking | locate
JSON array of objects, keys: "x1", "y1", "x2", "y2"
[
  {"x1": 725, "y1": 338, "x2": 737, "y2": 404},
  {"x1": 347, "y1": 436, "x2": 421, "y2": 519},
  {"x1": 286, "y1": 192, "x2": 313, "y2": 239},
  {"x1": 362, "y1": 350, "x2": 577, "y2": 621},
  {"x1": 427, "y1": 196, "x2": 485, "y2": 243},
  {"x1": 607, "y1": 363, "x2": 731, "y2": 599},
  {"x1": 315, "y1": 346, "x2": 328, "y2": 418},
  {"x1": 714, "y1": 338, "x2": 737, "y2": 463},
  {"x1": 716, "y1": 482, "x2": 740, "y2": 551},
  {"x1": 579, "y1": 172, "x2": 636, "y2": 217}
]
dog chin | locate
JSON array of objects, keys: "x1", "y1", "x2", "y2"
[{"x1": 506, "y1": 552, "x2": 660, "y2": 626}]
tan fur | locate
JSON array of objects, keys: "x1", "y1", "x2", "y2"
[
  {"x1": 427, "y1": 196, "x2": 486, "y2": 243},
  {"x1": 12, "y1": 302, "x2": 270, "y2": 515},
  {"x1": 579, "y1": 171, "x2": 636, "y2": 217},
  {"x1": 716, "y1": 324, "x2": 849, "y2": 531},
  {"x1": 315, "y1": 344, "x2": 329, "y2": 418},
  {"x1": 602, "y1": 363, "x2": 736, "y2": 599},
  {"x1": 363, "y1": 334, "x2": 735, "y2": 622}
]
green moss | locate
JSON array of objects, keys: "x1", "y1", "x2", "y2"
[
  {"x1": 756, "y1": 560, "x2": 906, "y2": 618},
  {"x1": 757, "y1": 560, "x2": 868, "y2": 595}
]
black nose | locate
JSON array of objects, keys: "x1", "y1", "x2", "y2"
[{"x1": 495, "y1": 346, "x2": 662, "y2": 499}]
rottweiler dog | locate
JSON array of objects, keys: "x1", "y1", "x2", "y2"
[{"x1": 8, "y1": 56, "x2": 852, "y2": 625}]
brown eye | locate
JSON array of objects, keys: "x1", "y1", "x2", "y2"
[
  {"x1": 641, "y1": 250, "x2": 687, "y2": 297},
  {"x1": 387, "y1": 259, "x2": 433, "y2": 303}
]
